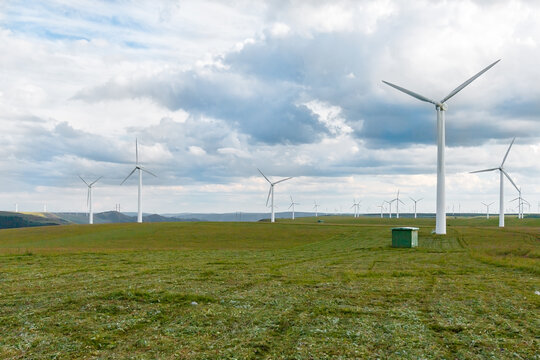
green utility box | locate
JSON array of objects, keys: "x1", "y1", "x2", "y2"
[{"x1": 392, "y1": 227, "x2": 419, "y2": 248}]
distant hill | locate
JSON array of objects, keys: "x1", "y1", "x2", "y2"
[{"x1": 0, "y1": 211, "x2": 69, "y2": 229}]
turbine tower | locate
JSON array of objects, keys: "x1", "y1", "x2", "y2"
[
  {"x1": 383, "y1": 59, "x2": 500, "y2": 234},
  {"x1": 258, "y1": 169, "x2": 292, "y2": 223},
  {"x1": 79, "y1": 175, "x2": 102, "y2": 224},
  {"x1": 391, "y1": 190, "x2": 405, "y2": 219},
  {"x1": 481, "y1": 201, "x2": 494, "y2": 219},
  {"x1": 409, "y1": 197, "x2": 423, "y2": 219},
  {"x1": 288, "y1": 195, "x2": 299, "y2": 220},
  {"x1": 121, "y1": 139, "x2": 157, "y2": 223},
  {"x1": 470, "y1": 138, "x2": 519, "y2": 227},
  {"x1": 313, "y1": 201, "x2": 320, "y2": 217}
]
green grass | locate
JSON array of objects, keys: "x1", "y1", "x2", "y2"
[{"x1": 0, "y1": 217, "x2": 538, "y2": 359}]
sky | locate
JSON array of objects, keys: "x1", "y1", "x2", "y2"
[{"x1": 0, "y1": 0, "x2": 539, "y2": 215}]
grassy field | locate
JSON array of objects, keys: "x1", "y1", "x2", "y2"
[{"x1": 0, "y1": 217, "x2": 538, "y2": 359}]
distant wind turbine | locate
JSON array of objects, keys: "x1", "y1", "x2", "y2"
[
  {"x1": 377, "y1": 202, "x2": 385, "y2": 218},
  {"x1": 409, "y1": 197, "x2": 423, "y2": 219},
  {"x1": 383, "y1": 59, "x2": 500, "y2": 234},
  {"x1": 470, "y1": 137, "x2": 519, "y2": 227},
  {"x1": 351, "y1": 199, "x2": 361, "y2": 218},
  {"x1": 384, "y1": 200, "x2": 392, "y2": 218},
  {"x1": 121, "y1": 139, "x2": 157, "y2": 223},
  {"x1": 79, "y1": 175, "x2": 102, "y2": 224},
  {"x1": 481, "y1": 202, "x2": 494, "y2": 220},
  {"x1": 391, "y1": 190, "x2": 405, "y2": 219},
  {"x1": 511, "y1": 189, "x2": 529, "y2": 219},
  {"x1": 313, "y1": 201, "x2": 320, "y2": 217},
  {"x1": 288, "y1": 195, "x2": 299, "y2": 220},
  {"x1": 258, "y1": 169, "x2": 292, "y2": 223}
]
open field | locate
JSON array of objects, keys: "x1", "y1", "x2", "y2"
[{"x1": 0, "y1": 217, "x2": 538, "y2": 359}]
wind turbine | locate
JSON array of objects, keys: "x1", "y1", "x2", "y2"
[
  {"x1": 258, "y1": 168, "x2": 292, "y2": 223},
  {"x1": 383, "y1": 59, "x2": 500, "y2": 234},
  {"x1": 313, "y1": 201, "x2": 320, "y2": 217},
  {"x1": 377, "y1": 201, "x2": 385, "y2": 218},
  {"x1": 351, "y1": 199, "x2": 361, "y2": 218},
  {"x1": 384, "y1": 200, "x2": 392, "y2": 218},
  {"x1": 121, "y1": 139, "x2": 157, "y2": 223},
  {"x1": 288, "y1": 195, "x2": 299, "y2": 220},
  {"x1": 391, "y1": 190, "x2": 405, "y2": 219},
  {"x1": 470, "y1": 137, "x2": 519, "y2": 227},
  {"x1": 511, "y1": 189, "x2": 529, "y2": 219},
  {"x1": 79, "y1": 175, "x2": 102, "y2": 224},
  {"x1": 481, "y1": 201, "x2": 494, "y2": 220},
  {"x1": 409, "y1": 197, "x2": 423, "y2": 219}
]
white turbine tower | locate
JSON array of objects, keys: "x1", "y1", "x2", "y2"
[
  {"x1": 470, "y1": 138, "x2": 519, "y2": 227},
  {"x1": 79, "y1": 175, "x2": 102, "y2": 224},
  {"x1": 288, "y1": 195, "x2": 299, "y2": 220},
  {"x1": 481, "y1": 202, "x2": 494, "y2": 219},
  {"x1": 258, "y1": 169, "x2": 292, "y2": 223},
  {"x1": 313, "y1": 201, "x2": 320, "y2": 217},
  {"x1": 121, "y1": 139, "x2": 157, "y2": 223},
  {"x1": 409, "y1": 197, "x2": 423, "y2": 219},
  {"x1": 383, "y1": 59, "x2": 500, "y2": 234},
  {"x1": 391, "y1": 190, "x2": 405, "y2": 219}
]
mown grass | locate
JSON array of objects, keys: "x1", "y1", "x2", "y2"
[{"x1": 0, "y1": 217, "x2": 538, "y2": 359}]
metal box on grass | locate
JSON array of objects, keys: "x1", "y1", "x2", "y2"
[{"x1": 392, "y1": 227, "x2": 419, "y2": 248}]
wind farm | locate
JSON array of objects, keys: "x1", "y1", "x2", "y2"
[{"x1": 1, "y1": 1, "x2": 539, "y2": 359}]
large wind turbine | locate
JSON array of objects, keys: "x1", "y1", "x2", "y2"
[
  {"x1": 391, "y1": 190, "x2": 405, "y2": 219},
  {"x1": 121, "y1": 139, "x2": 157, "y2": 223},
  {"x1": 288, "y1": 195, "x2": 299, "y2": 220},
  {"x1": 383, "y1": 59, "x2": 500, "y2": 234},
  {"x1": 481, "y1": 201, "x2": 494, "y2": 220},
  {"x1": 258, "y1": 169, "x2": 292, "y2": 223},
  {"x1": 409, "y1": 197, "x2": 423, "y2": 219},
  {"x1": 470, "y1": 138, "x2": 519, "y2": 227},
  {"x1": 79, "y1": 175, "x2": 102, "y2": 224}
]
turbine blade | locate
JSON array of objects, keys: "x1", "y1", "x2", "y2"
[
  {"x1": 469, "y1": 167, "x2": 499, "y2": 174},
  {"x1": 265, "y1": 186, "x2": 272, "y2": 207},
  {"x1": 441, "y1": 59, "x2": 501, "y2": 103},
  {"x1": 417, "y1": 198, "x2": 423, "y2": 202},
  {"x1": 288, "y1": 203, "x2": 293, "y2": 209},
  {"x1": 120, "y1": 168, "x2": 137, "y2": 185},
  {"x1": 290, "y1": 195, "x2": 293, "y2": 203},
  {"x1": 510, "y1": 198, "x2": 519, "y2": 202},
  {"x1": 399, "y1": 199, "x2": 405, "y2": 205},
  {"x1": 382, "y1": 80, "x2": 439, "y2": 105},
  {"x1": 90, "y1": 176, "x2": 103, "y2": 186},
  {"x1": 78, "y1": 175, "x2": 89, "y2": 186},
  {"x1": 257, "y1": 168, "x2": 271, "y2": 184},
  {"x1": 409, "y1": 197, "x2": 415, "y2": 202},
  {"x1": 501, "y1": 169, "x2": 519, "y2": 192},
  {"x1": 140, "y1": 167, "x2": 157, "y2": 177},
  {"x1": 500, "y1": 137, "x2": 516, "y2": 167},
  {"x1": 273, "y1": 177, "x2": 293, "y2": 185}
]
